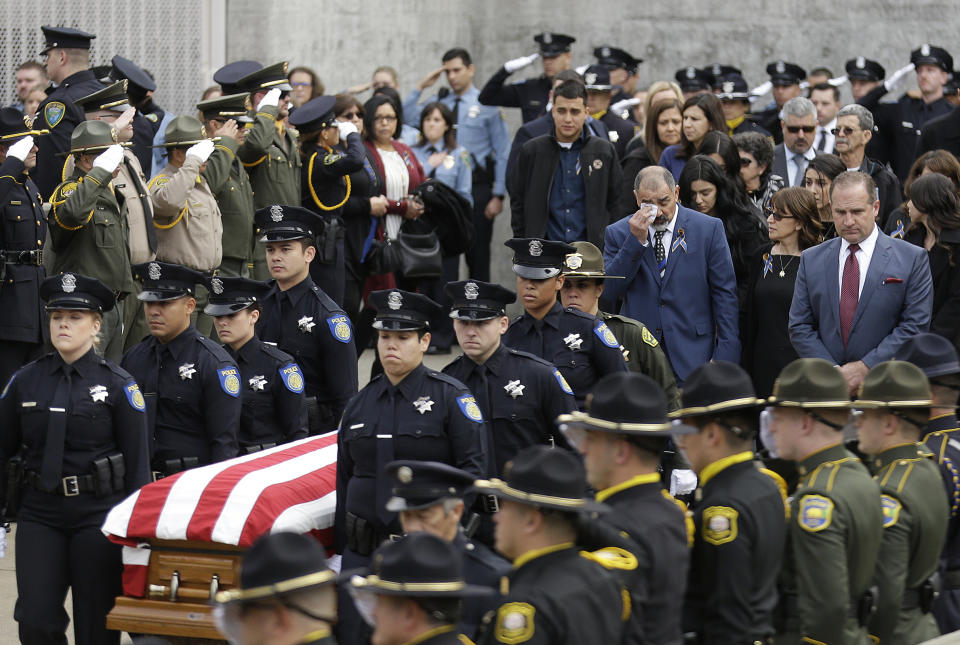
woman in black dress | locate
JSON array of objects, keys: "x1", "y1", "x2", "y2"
[
  {"x1": 903, "y1": 173, "x2": 960, "y2": 350},
  {"x1": 883, "y1": 149, "x2": 960, "y2": 237},
  {"x1": 741, "y1": 187, "x2": 822, "y2": 397}
]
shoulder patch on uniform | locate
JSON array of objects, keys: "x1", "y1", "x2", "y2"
[
  {"x1": 641, "y1": 326, "x2": 659, "y2": 347},
  {"x1": 57, "y1": 181, "x2": 78, "y2": 199},
  {"x1": 797, "y1": 494, "x2": 834, "y2": 532},
  {"x1": 44, "y1": 101, "x2": 66, "y2": 129},
  {"x1": 881, "y1": 494, "x2": 902, "y2": 528},
  {"x1": 279, "y1": 363, "x2": 305, "y2": 393},
  {"x1": 145, "y1": 113, "x2": 158, "y2": 123},
  {"x1": 0, "y1": 371, "x2": 17, "y2": 399},
  {"x1": 495, "y1": 602, "x2": 535, "y2": 644},
  {"x1": 323, "y1": 152, "x2": 342, "y2": 165},
  {"x1": 553, "y1": 368, "x2": 574, "y2": 395},
  {"x1": 594, "y1": 320, "x2": 619, "y2": 348},
  {"x1": 457, "y1": 394, "x2": 484, "y2": 423},
  {"x1": 580, "y1": 546, "x2": 638, "y2": 571},
  {"x1": 124, "y1": 382, "x2": 146, "y2": 412},
  {"x1": 326, "y1": 314, "x2": 353, "y2": 343},
  {"x1": 149, "y1": 175, "x2": 171, "y2": 189},
  {"x1": 701, "y1": 506, "x2": 738, "y2": 545},
  {"x1": 218, "y1": 366, "x2": 241, "y2": 397}
]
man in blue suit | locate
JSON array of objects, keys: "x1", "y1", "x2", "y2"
[
  {"x1": 603, "y1": 166, "x2": 740, "y2": 385},
  {"x1": 789, "y1": 171, "x2": 933, "y2": 394}
]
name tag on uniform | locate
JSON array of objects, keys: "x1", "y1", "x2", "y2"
[
  {"x1": 350, "y1": 424, "x2": 364, "y2": 430},
  {"x1": 21, "y1": 402, "x2": 36, "y2": 407}
]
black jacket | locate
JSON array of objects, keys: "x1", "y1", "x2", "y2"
[
  {"x1": 916, "y1": 105, "x2": 960, "y2": 160},
  {"x1": 858, "y1": 157, "x2": 902, "y2": 229},
  {"x1": 511, "y1": 130, "x2": 622, "y2": 249},
  {"x1": 906, "y1": 226, "x2": 960, "y2": 350}
]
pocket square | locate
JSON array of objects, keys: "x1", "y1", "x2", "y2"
[{"x1": 883, "y1": 277, "x2": 903, "y2": 284}]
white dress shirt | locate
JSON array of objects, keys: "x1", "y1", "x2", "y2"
[
  {"x1": 785, "y1": 147, "x2": 817, "y2": 186},
  {"x1": 641, "y1": 205, "x2": 679, "y2": 264},
  {"x1": 814, "y1": 118, "x2": 837, "y2": 154},
  {"x1": 838, "y1": 225, "x2": 879, "y2": 298}
]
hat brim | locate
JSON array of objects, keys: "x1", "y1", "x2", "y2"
[
  {"x1": 373, "y1": 318, "x2": 429, "y2": 331},
  {"x1": 150, "y1": 137, "x2": 219, "y2": 149},
  {"x1": 561, "y1": 271, "x2": 624, "y2": 279},
  {"x1": 45, "y1": 297, "x2": 114, "y2": 314},
  {"x1": 921, "y1": 361, "x2": 960, "y2": 378},
  {"x1": 385, "y1": 495, "x2": 445, "y2": 513},
  {"x1": 669, "y1": 397, "x2": 766, "y2": 418},
  {"x1": 914, "y1": 57, "x2": 948, "y2": 71},
  {"x1": 204, "y1": 301, "x2": 256, "y2": 316},
  {"x1": 766, "y1": 396, "x2": 852, "y2": 409},
  {"x1": 771, "y1": 79, "x2": 800, "y2": 87},
  {"x1": 448, "y1": 308, "x2": 504, "y2": 321},
  {"x1": 513, "y1": 264, "x2": 560, "y2": 279},
  {"x1": 0, "y1": 129, "x2": 51, "y2": 143},
  {"x1": 718, "y1": 93, "x2": 750, "y2": 101},
  {"x1": 258, "y1": 230, "x2": 314, "y2": 243},
  {"x1": 585, "y1": 85, "x2": 615, "y2": 92},
  {"x1": 848, "y1": 71, "x2": 881, "y2": 82},
  {"x1": 556, "y1": 411, "x2": 676, "y2": 435},
  {"x1": 349, "y1": 573, "x2": 494, "y2": 597},
  {"x1": 60, "y1": 142, "x2": 132, "y2": 156},
  {"x1": 137, "y1": 289, "x2": 194, "y2": 302},
  {"x1": 215, "y1": 567, "x2": 361, "y2": 605},
  {"x1": 470, "y1": 478, "x2": 608, "y2": 514},
  {"x1": 852, "y1": 399, "x2": 933, "y2": 409}
]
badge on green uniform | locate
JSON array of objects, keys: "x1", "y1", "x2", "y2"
[{"x1": 798, "y1": 494, "x2": 834, "y2": 532}]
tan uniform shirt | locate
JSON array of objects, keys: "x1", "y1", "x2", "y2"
[
  {"x1": 116, "y1": 149, "x2": 156, "y2": 264},
  {"x1": 149, "y1": 156, "x2": 222, "y2": 271}
]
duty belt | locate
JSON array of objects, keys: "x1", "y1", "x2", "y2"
[
  {"x1": 3, "y1": 249, "x2": 43, "y2": 265},
  {"x1": 25, "y1": 471, "x2": 96, "y2": 496}
]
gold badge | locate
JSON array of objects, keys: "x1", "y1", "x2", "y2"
[
  {"x1": 702, "y1": 506, "x2": 738, "y2": 545},
  {"x1": 797, "y1": 494, "x2": 834, "y2": 532},
  {"x1": 641, "y1": 326, "x2": 658, "y2": 347},
  {"x1": 495, "y1": 602, "x2": 535, "y2": 644}
]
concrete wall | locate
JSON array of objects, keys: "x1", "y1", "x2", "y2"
[{"x1": 224, "y1": 0, "x2": 957, "y2": 291}]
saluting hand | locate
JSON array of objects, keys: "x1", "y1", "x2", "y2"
[
  {"x1": 417, "y1": 68, "x2": 445, "y2": 92},
  {"x1": 113, "y1": 107, "x2": 136, "y2": 135},
  {"x1": 215, "y1": 119, "x2": 240, "y2": 142}
]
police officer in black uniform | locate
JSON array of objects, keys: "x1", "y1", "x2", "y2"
[
  {"x1": 0, "y1": 110, "x2": 47, "y2": 387},
  {"x1": 334, "y1": 288, "x2": 486, "y2": 642},
  {"x1": 350, "y1": 532, "x2": 493, "y2": 645},
  {"x1": 674, "y1": 66, "x2": 714, "y2": 99},
  {"x1": 479, "y1": 32, "x2": 576, "y2": 123},
  {"x1": 471, "y1": 446, "x2": 630, "y2": 645},
  {"x1": 502, "y1": 238, "x2": 627, "y2": 409},
  {"x1": 717, "y1": 73, "x2": 772, "y2": 137},
  {"x1": 253, "y1": 204, "x2": 358, "y2": 435},
  {"x1": 583, "y1": 65, "x2": 634, "y2": 159},
  {"x1": 205, "y1": 276, "x2": 308, "y2": 453},
  {"x1": 384, "y1": 460, "x2": 510, "y2": 640},
  {"x1": 0, "y1": 273, "x2": 150, "y2": 645},
  {"x1": 754, "y1": 61, "x2": 807, "y2": 145},
  {"x1": 33, "y1": 26, "x2": 104, "y2": 198},
  {"x1": 443, "y1": 279, "x2": 576, "y2": 476},
  {"x1": 672, "y1": 361, "x2": 787, "y2": 645},
  {"x1": 705, "y1": 64, "x2": 743, "y2": 90},
  {"x1": 559, "y1": 371, "x2": 692, "y2": 645},
  {"x1": 595, "y1": 46, "x2": 643, "y2": 108},
  {"x1": 121, "y1": 261, "x2": 241, "y2": 475},
  {"x1": 105, "y1": 56, "x2": 158, "y2": 177}
]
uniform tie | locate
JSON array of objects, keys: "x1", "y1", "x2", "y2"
[
  {"x1": 532, "y1": 318, "x2": 545, "y2": 358},
  {"x1": 654, "y1": 230, "x2": 666, "y2": 277},
  {"x1": 40, "y1": 364, "x2": 72, "y2": 490},
  {"x1": 374, "y1": 388, "x2": 399, "y2": 525},
  {"x1": 451, "y1": 96, "x2": 461, "y2": 127},
  {"x1": 840, "y1": 243, "x2": 860, "y2": 347},
  {"x1": 473, "y1": 363, "x2": 497, "y2": 475}
]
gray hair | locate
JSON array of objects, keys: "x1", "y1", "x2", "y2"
[
  {"x1": 634, "y1": 165, "x2": 676, "y2": 192},
  {"x1": 779, "y1": 96, "x2": 817, "y2": 121},
  {"x1": 837, "y1": 103, "x2": 874, "y2": 132}
]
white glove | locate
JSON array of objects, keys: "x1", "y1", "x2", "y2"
[
  {"x1": 759, "y1": 407, "x2": 778, "y2": 458},
  {"x1": 504, "y1": 53, "x2": 540, "y2": 74},
  {"x1": 92, "y1": 144, "x2": 124, "y2": 173},
  {"x1": 186, "y1": 139, "x2": 215, "y2": 163},
  {"x1": 0, "y1": 525, "x2": 6, "y2": 559},
  {"x1": 7, "y1": 135, "x2": 34, "y2": 162},
  {"x1": 337, "y1": 120, "x2": 359, "y2": 139},
  {"x1": 327, "y1": 553, "x2": 342, "y2": 574},
  {"x1": 574, "y1": 64, "x2": 589, "y2": 76},
  {"x1": 828, "y1": 74, "x2": 849, "y2": 87},
  {"x1": 885, "y1": 63, "x2": 916, "y2": 93},
  {"x1": 749, "y1": 80, "x2": 772, "y2": 98},
  {"x1": 257, "y1": 87, "x2": 282, "y2": 110},
  {"x1": 669, "y1": 469, "x2": 698, "y2": 496},
  {"x1": 610, "y1": 97, "x2": 642, "y2": 114},
  {"x1": 798, "y1": 80, "x2": 810, "y2": 91}
]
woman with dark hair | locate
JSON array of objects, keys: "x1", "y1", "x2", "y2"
[
  {"x1": 410, "y1": 101, "x2": 473, "y2": 353},
  {"x1": 288, "y1": 95, "x2": 366, "y2": 306},
  {"x1": 372, "y1": 86, "x2": 420, "y2": 146},
  {"x1": 904, "y1": 173, "x2": 960, "y2": 349},
  {"x1": 698, "y1": 130, "x2": 763, "y2": 223},
  {"x1": 658, "y1": 93, "x2": 725, "y2": 180},
  {"x1": 802, "y1": 153, "x2": 846, "y2": 240},
  {"x1": 734, "y1": 131, "x2": 775, "y2": 212},
  {"x1": 618, "y1": 98, "x2": 681, "y2": 214},
  {"x1": 884, "y1": 149, "x2": 960, "y2": 236},
  {"x1": 741, "y1": 187, "x2": 822, "y2": 397},
  {"x1": 288, "y1": 65, "x2": 324, "y2": 109},
  {"x1": 678, "y1": 155, "x2": 768, "y2": 303}
]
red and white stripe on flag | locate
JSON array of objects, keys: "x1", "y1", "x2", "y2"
[{"x1": 101, "y1": 433, "x2": 338, "y2": 597}]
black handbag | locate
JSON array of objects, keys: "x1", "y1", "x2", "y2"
[{"x1": 380, "y1": 232, "x2": 442, "y2": 279}]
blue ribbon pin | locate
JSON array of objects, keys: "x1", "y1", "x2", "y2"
[
  {"x1": 762, "y1": 253, "x2": 773, "y2": 278},
  {"x1": 671, "y1": 228, "x2": 687, "y2": 253},
  {"x1": 892, "y1": 220, "x2": 905, "y2": 239}
]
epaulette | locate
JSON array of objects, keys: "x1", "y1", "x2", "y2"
[
  {"x1": 507, "y1": 347, "x2": 555, "y2": 368},
  {"x1": 104, "y1": 360, "x2": 137, "y2": 382},
  {"x1": 512, "y1": 314, "x2": 524, "y2": 324},
  {"x1": 604, "y1": 313, "x2": 644, "y2": 330},
  {"x1": 196, "y1": 333, "x2": 234, "y2": 363},
  {"x1": 661, "y1": 489, "x2": 694, "y2": 547},
  {"x1": 562, "y1": 307, "x2": 598, "y2": 322},
  {"x1": 259, "y1": 342, "x2": 295, "y2": 363},
  {"x1": 464, "y1": 539, "x2": 511, "y2": 572},
  {"x1": 803, "y1": 456, "x2": 859, "y2": 492},
  {"x1": 876, "y1": 456, "x2": 924, "y2": 493},
  {"x1": 427, "y1": 369, "x2": 469, "y2": 390},
  {"x1": 309, "y1": 284, "x2": 342, "y2": 312}
]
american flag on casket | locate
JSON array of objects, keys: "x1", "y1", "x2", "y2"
[{"x1": 101, "y1": 432, "x2": 338, "y2": 597}]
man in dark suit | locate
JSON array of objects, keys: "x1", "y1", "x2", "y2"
[
  {"x1": 603, "y1": 166, "x2": 740, "y2": 385},
  {"x1": 789, "y1": 171, "x2": 933, "y2": 394},
  {"x1": 771, "y1": 96, "x2": 818, "y2": 187},
  {"x1": 511, "y1": 79, "x2": 621, "y2": 249}
]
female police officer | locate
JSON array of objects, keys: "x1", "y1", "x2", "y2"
[
  {"x1": 334, "y1": 288, "x2": 487, "y2": 641},
  {"x1": 206, "y1": 275, "x2": 308, "y2": 452},
  {"x1": 0, "y1": 273, "x2": 151, "y2": 645}
]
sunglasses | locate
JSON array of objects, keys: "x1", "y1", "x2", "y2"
[
  {"x1": 785, "y1": 125, "x2": 816, "y2": 134},
  {"x1": 739, "y1": 157, "x2": 754, "y2": 167},
  {"x1": 290, "y1": 82, "x2": 312, "y2": 88},
  {"x1": 765, "y1": 209, "x2": 796, "y2": 221},
  {"x1": 340, "y1": 111, "x2": 361, "y2": 119},
  {"x1": 831, "y1": 126, "x2": 859, "y2": 136}
]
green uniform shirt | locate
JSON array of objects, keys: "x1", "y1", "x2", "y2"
[
  {"x1": 203, "y1": 136, "x2": 255, "y2": 263},
  {"x1": 785, "y1": 443, "x2": 883, "y2": 645},
  {"x1": 867, "y1": 442, "x2": 948, "y2": 644},
  {"x1": 599, "y1": 310, "x2": 680, "y2": 411},
  {"x1": 238, "y1": 104, "x2": 301, "y2": 208},
  {"x1": 49, "y1": 167, "x2": 135, "y2": 294}
]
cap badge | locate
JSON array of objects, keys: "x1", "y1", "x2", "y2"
[
  {"x1": 711, "y1": 64, "x2": 722, "y2": 75},
  {"x1": 686, "y1": 67, "x2": 696, "y2": 79},
  {"x1": 387, "y1": 291, "x2": 403, "y2": 310},
  {"x1": 61, "y1": 273, "x2": 77, "y2": 293},
  {"x1": 210, "y1": 277, "x2": 224, "y2": 295},
  {"x1": 270, "y1": 204, "x2": 284, "y2": 222},
  {"x1": 922, "y1": 44, "x2": 931, "y2": 57},
  {"x1": 413, "y1": 396, "x2": 435, "y2": 415},
  {"x1": 464, "y1": 282, "x2": 479, "y2": 300},
  {"x1": 528, "y1": 240, "x2": 543, "y2": 257},
  {"x1": 397, "y1": 465, "x2": 413, "y2": 483},
  {"x1": 601, "y1": 47, "x2": 611, "y2": 57},
  {"x1": 542, "y1": 32, "x2": 552, "y2": 44},
  {"x1": 504, "y1": 379, "x2": 525, "y2": 399},
  {"x1": 856, "y1": 56, "x2": 866, "y2": 68},
  {"x1": 178, "y1": 363, "x2": 197, "y2": 380},
  {"x1": 565, "y1": 253, "x2": 583, "y2": 270},
  {"x1": 297, "y1": 315, "x2": 315, "y2": 333},
  {"x1": 776, "y1": 61, "x2": 786, "y2": 74},
  {"x1": 563, "y1": 332, "x2": 583, "y2": 350},
  {"x1": 249, "y1": 375, "x2": 267, "y2": 391},
  {"x1": 722, "y1": 81, "x2": 734, "y2": 93},
  {"x1": 585, "y1": 72, "x2": 597, "y2": 85},
  {"x1": 89, "y1": 385, "x2": 108, "y2": 403},
  {"x1": 148, "y1": 262, "x2": 161, "y2": 281}
]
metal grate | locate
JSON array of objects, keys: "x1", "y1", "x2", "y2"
[{"x1": 0, "y1": 0, "x2": 221, "y2": 118}]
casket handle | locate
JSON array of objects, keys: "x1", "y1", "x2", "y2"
[
  {"x1": 210, "y1": 574, "x2": 220, "y2": 600},
  {"x1": 170, "y1": 570, "x2": 180, "y2": 601}
]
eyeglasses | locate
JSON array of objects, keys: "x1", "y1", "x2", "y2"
[
  {"x1": 374, "y1": 115, "x2": 397, "y2": 123},
  {"x1": 765, "y1": 209, "x2": 796, "y2": 221},
  {"x1": 830, "y1": 126, "x2": 859, "y2": 136},
  {"x1": 739, "y1": 157, "x2": 754, "y2": 167},
  {"x1": 341, "y1": 111, "x2": 361, "y2": 119},
  {"x1": 785, "y1": 125, "x2": 816, "y2": 134},
  {"x1": 290, "y1": 82, "x2": 312, "y2": 88}
]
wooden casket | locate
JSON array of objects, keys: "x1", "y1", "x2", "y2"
[{"x1": 102, "y1": 433, "x2": 338, "y2": 642}]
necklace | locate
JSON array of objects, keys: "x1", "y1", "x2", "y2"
[{"x1": 776, "y1": 254, "x2": 798, "y2": 278}]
